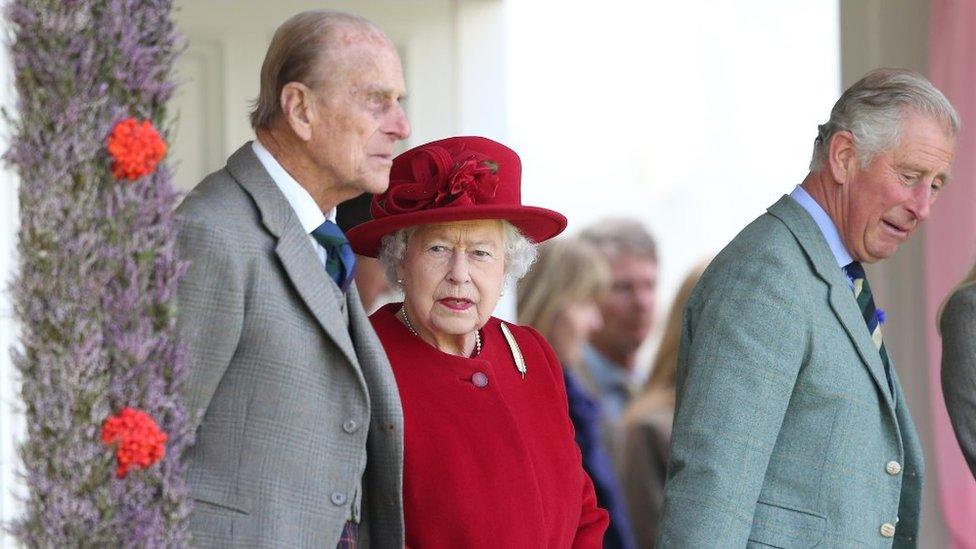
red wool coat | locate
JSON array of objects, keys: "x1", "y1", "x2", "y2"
[{"x1": 371, "y1": 303, "x2": 608, "y2": 548}]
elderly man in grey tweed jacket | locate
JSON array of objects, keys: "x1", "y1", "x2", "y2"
[{"x1": 175, "y1": 10, "x2": 410, "y2": 548}]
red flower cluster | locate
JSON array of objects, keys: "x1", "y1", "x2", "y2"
[
  {"x1": 101, "y1": 407, "x2": 168, "y2": 478},
  {"x1": 379, "y1": 146, "x2": 501, "y2": 215},
  {"x1": 435, "y1": 158, "x2": 500, "y2": 208},
  {"x1": 106, "y1": 118, "x2": 167, "y2": 181}
]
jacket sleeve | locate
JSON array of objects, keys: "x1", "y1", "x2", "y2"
[
  {"x1": 657, "y1": 252, "x2": 808, "y2": 547},
  {"x1": 941, "y1": 286, "x2": 976, "y2": 478},
  {"x1": 175, "y1": 216, "x2": 245, "y2": 431},
  {"x1": 521, "y1": 326, "x2": 610, "y2": 547}
]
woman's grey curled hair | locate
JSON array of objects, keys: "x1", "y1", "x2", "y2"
[
  {"x1": 377, "y1": 221, "x2": 539, "y2": 291},
  {"x1": 809, "y1": 67, "x2": 959, "y2": 172}
]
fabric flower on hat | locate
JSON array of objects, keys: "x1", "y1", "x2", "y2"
[
  {"x1": 379, "y1": 145, "x2": 500, "y2": 215},
  {"x1": 106, "y1": 118, "x2": 167, "y2": 181},
  {"x1": 438, "y1": 158, "x2": 500, "y2": 207},
  {"x1": 101, "y1": 407, "x2": 168, "y2": 478}
]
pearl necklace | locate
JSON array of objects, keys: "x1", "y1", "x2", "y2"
[{"x1": 399, "y1": 306, "x2": 481, "y2": 356}]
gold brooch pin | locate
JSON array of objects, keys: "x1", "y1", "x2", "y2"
[{"x1": 500, "y1": 323, "x2": 526, "y2": 378}]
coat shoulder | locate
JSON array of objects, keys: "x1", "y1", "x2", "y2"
[
  {"x1": 713, "y1": 212, "x2": 805, "y2": 274},
  {"x1": 694, "y1": 212, "x2": 811, "y2": 305},
  {"x1": 491, "y1": 318, "x2": 563, "y2": 378},
  {"x1": 177, "y1": 165, "x2": 261, "y2": 234},
  {"x1": 175, "y1": 161, "x2": 273, "y2": 264},
  {"x1": 943, "y1": 284, "x2": 976, "y2": 325}
]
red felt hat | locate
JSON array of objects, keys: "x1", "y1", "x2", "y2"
[{"x1": 347, "y1": 136, "x2": 567, "y2": 257}]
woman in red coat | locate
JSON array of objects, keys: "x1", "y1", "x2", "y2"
[{"x1": 347, "y1": 136, "x2": 608, "y2": 548}]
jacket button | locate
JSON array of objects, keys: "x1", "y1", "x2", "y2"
[
  {"x1": 342, "y1": 419, "x2": 359, "y2": 433},
  {"x1": 331, "y1": 492, "x2": 347, "y2": 506},
  {"x1": 886, "y1": 461, "x2": 902, "y2": 475},
  {"x1": 472, "y1": 372, "x2": 489, "y2": 388},
  {"x1": 880, "y1": 522, "x2": 896, "y2": 538}
]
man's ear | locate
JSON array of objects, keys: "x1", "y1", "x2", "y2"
[
  {"x1": 280, "y1": 82, "x2": 315, "y2": 141},
  {"x1": 827, "y1": 130, "x2": 858, "y2": 184}
]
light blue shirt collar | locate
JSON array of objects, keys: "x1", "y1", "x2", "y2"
[
  {"x1": 581, "y1": 344, "x2": 635, "y2": 422},
  {"x1": 789, "y1": 185, "x2": 853, "y2": 269},
  {"x1": 252, "y1": 139, "x2": 334, "y2": 233}
]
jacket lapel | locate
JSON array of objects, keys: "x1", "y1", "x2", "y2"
[
  {"x1": 767, "y1": 196, "x2": 896, "y2": 411},
  {"x1": 226, "y1": 142, "x2": 362, "y2": 372}
]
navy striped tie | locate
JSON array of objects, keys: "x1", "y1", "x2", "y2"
[
  {"x1": 311, "y1": 220, "x2": 357, "y2": 292},
  {"x1": 843, "y1": 261, "x2": 893, "y2": 395}
]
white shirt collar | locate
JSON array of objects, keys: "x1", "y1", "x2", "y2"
[
  {"x1": 251, "y1": 139, "x2": 334, "y2": 233},
  {"x1": 789, "y1": 185, "x2": 853, "y2": 269}
]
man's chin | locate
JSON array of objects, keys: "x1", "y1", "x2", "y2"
[{"x1": 361, "y1": 173, "x2": 392, "y2": 195}]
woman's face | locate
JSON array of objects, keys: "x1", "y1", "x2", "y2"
[
  {"x1": 398, "y1": 220, "x2": 506, "y2": 352},
  {"x1": 550, "y1": 299, "x2": 604, "y2": 365}
]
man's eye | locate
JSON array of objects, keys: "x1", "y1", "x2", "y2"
[{"x1": 368, "y1": 93, "x2": 392, "y2": 111}]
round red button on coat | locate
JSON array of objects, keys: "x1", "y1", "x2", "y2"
[{"x1": 472, "y1": 372, "x2": 489, "y2": 388}]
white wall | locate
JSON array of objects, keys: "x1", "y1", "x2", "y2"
[
  {"x1": 507, "y1": 0, "x2": 841, "y2": 369},
  {"x1": 170, "y1": 0, "x2": 495, "y2": 190}
]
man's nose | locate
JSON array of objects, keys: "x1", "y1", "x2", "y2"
[
  {"x1": 385, "y1": 104, "x2": 411, "y2": 141},
  {"x1": 909, "y1": 182, "x2": 934, "y2": 222}
]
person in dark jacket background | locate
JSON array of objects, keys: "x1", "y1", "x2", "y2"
[{"x1": 941, "y1": 262, "x2": 976, "y2": 479}]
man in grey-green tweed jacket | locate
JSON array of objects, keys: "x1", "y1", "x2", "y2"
[{"x1": 659, "y1": 69, "x2": 958, "y2": 548}]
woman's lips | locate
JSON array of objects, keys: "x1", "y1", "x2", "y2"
[{"x1": 438, "y1": 298, "x2": 474, "y2": 311}]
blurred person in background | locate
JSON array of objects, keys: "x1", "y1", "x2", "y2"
[
  {"x1": 347, "y1": 136, "x2": 609, "y2": 547},
  {"x1": 519, "y1": 238, "x2": 638, "y2": 549},
  {"x1": 616, "y1": 262, "x2": 707, "y2": 548},
  {"x1": 941, "y1": 260, "x2": 976, "y2": 479},
  {"x1": 354, "y1": 255, "x2": 394, "y2": 313},
  {"x1": 577, "y1": 220, "x2": 659, "y2": 424}
]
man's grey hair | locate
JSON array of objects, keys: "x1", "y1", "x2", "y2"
[
  {"x1": 809, "y1": 68, "x2": 959, "y2": 172},
  {"x1": 578, "y1": 218, "x2": 658, "y2": 264},
  {"x1": 249, "y1": 10, "x2": 382, "y2": 129},
  {"x1": 377, "y1": 221, "x2": 539, "y2": 290}
]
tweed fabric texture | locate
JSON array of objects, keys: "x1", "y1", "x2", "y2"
[
  {"x1": 941, "y1": 284, "x2": 976, "y2": 479},
  {"x1": 176, "y1": 143, "x2": 403, "y2": 548},
  {"x1": 659, "y1": 196, "x2": 923, "y2": 548}
]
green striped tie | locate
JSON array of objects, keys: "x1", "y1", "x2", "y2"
[{"x1": 844, "y1": 262, "x2": 893, "y2": 395}]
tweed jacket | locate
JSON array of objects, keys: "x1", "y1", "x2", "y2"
[
  {"x1": 176, "y1": 143, "x2": 404, "y2": 548},
  {"x1": 941, "y1": 283, "x2": 976, "y2": 478},
  {"x1": 658, "y1": 196, "x2": 923, "y2": 548}
]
